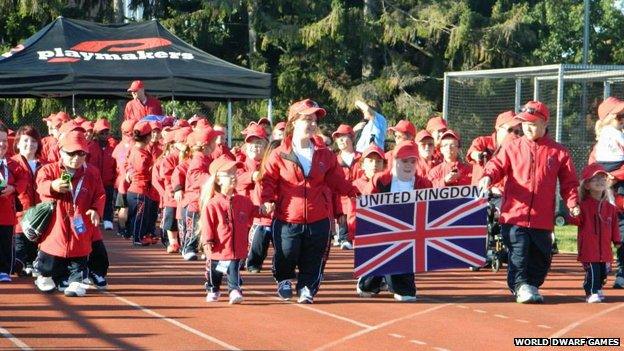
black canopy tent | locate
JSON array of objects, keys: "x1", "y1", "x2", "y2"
[{"x1": 0, "y1": 17, "x2": 272, "y2": 143}]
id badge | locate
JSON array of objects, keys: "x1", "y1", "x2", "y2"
[
  {"x1": 215, "y1": 260, "x2": 231, "y2": 274},
  {"x1": 72, "y1": 214, "x2": 86, "y2": 235}
]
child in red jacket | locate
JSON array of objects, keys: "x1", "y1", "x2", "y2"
[
  {"x1": 200, "y1": 156, "x2": 259, "y2": 304},
  {"x1": 569, "y1": 163, "x2": 622, "y2": 303}
]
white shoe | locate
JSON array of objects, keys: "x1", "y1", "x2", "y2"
[
  {"x1": 103, "y1": 221, "x2": 114, "y2": 230},
  {"x1": 64, "y1": 282, "x2": 87, "y2": 297},
  {"x1": 393, "y1": 294, "x2": 417, "y2": 302},
  {"x1": 183, "y1": 252, "x2": 198, "y2": 261},
  {"x1": 356, "y1": 277, "x2": 373, "y2": 298},
  {"x1": 586, "y1": 293, "x2": 602, "y2": 303},
  {"x1": 228, "y1": 289, "x2": 243, "y2": 304},
  {"x1": 297, "y1": 287, "x2": 313, "y2": 304},
  {"x1": 35, "y1": 276, "x2": 56, "y2": 292},
  {"x1": 340, "y1": 241, "x2": 353, "y2": 250},
  {"x1": 515, "y1": 284, "x2": 534, "y2": 304},
  {"x1": 206, "y1": 292, "x2": 220, "y2": 302}
]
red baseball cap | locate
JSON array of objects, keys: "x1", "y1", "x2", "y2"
[
  {"x1": 209, "y1": 155, "x2": 242, "y2": 175},
  {"x1": 257, "y1": 117, "x2": 271, "y2": 126},
  {"x1": 415, "y1": 130, "x2": 433, "y2": 142},
  {"x1": 581, "y1": 163, "x2": 608, "y2": 182},
  {"x1": 495, "y1": 110, "x2": 520, "y2": 128},
  {"x1": 94, "y1": 118, "x2": 111, "y2": 133},
  {"x1": 55, "y1": 111, "x2": 72, "y2": 123},
  {"x1": 362, "y1": 144, "x2": 385, "y2": 159},
  {"x1": 331, "y1": 124, "x2": 355, "y2": 139},
  {"x1": 288, "y1": 99, "x2": 327, "y2": 121},
  {"x1": 195, "y1": 119, "x2": 212, "y2": 129},
  {"x1": 81, "y1": 121, "x2": 94, "y2": 131},
  {"x1": 121, "y1": 120, "x2": 136, "y2": 134},
  {"x1": 59, "y1": 120, "x2": 86, "y2": 135},
  {"x1": 127, "y1": 80, "x2": 145, "y2": 92},
  {"x1": 388, "y1": 120, "x2": 416, "y2": 137},
  {"x1": 73, "y1": 116, "x2": 86, "y2": 125},
  {"x1": 517, "y1": 101, "x2": 550, "y2": 123},
  {"x1": 188, "y1": 115, "x2": 205, "y2": 126},
  {"x1": 190, "y1": 127, "x2": 221, "y2": 146},
  {"x1": 133, "y1": 120, "x2": 152, "y2": 136},
  {"x1": 426, "y1": 117, "x2": 448, "y2": 133},
  {"x1": 394, "y1": 141, "x2": 419, "y2": 159},
  {"x1": 174, "y1": 127, "x2": 193, "y2": 143},
  {"x1": 161, "y1": 116, "x2": 175, "y2": 128},
  {"x1": 175, "y1": 119, "x2": 190, "y2": 128},
  {"x1": 440, "y1": 129, "x2": 461, "y2": 142},
  {"x1": 274, "y1": 121, "x2": 286, "y2": 131},
  {"x1": 59, "y1": 130, "x2": 89, "y2": 153},
  {"x1": 244, "y1": 124, "x2": 268, "y2": 142},
  {"x1": 149, "y1": 121, "x2": 162, "y2": 131},
  {"x1": 48, "y1": 114, "x2": 66, "y2": 128},
  {"x1": 598, "y1": 97, "x2": 624, "y2": 120},
  {"x1": 42, "y1": 113, "x2": 55, "y2": 122}
]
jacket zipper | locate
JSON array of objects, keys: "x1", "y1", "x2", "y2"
[{"x1": 527, "y1": 143, "x2": 536, "y2": 226}]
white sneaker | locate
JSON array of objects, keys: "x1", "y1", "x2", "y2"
[
  {"x1": 206, "y1": 292, "x2": 220, "y2": 302},
  {"x1": 332, "y1": 235, "x2": 340, "y2": 247},
  {"x1": 614, "y1": 276, "x2": 624, "y2": 289},
  {"x1": 183, "y1": 252, "x2": 198, "y2": 261},
  {"x1": 64, "y1": 282, "x2": 87, "y2": 297},
  {"x1": 393, "y1": 294, "x2": 417, "y2": 302},
  {"x1": 103, "y1": 221, "x2": 114, "y2": 230},
  {"x1": 228, "y1": 289, "x2": 243, "y2": 304},
  {"x1": 356, "y1": 277, "x2": 373, "y2": 298},
  {"x1": 586, "y1": 293, "x2": 602, "y2": 303},
  {"x1": 35, "y1": 276, "x2": 56, "y2": 292},
  {"x1": 515, "y1": 284, "x2": 534, "y2": 304},
  {"x1": 340, "y1": 241, "x2": 353, "y2": 250},
  {"x1": 297, "y1": 287, "x2": 313, "y2": 304}
]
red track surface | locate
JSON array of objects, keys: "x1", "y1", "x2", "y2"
[{"x1": 1, "y1": 230, "x2": 623, "y2": 351}]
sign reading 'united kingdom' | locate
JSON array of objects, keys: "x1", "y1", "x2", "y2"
[{"x1": 354, "y1": 186, "x2": 488, "y2": 277}]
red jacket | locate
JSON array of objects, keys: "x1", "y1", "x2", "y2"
[
  {"x1": 172, "y1": 159, "x2": 190, "y2": 218},
  {"x1": 261, "y1": 137, "x2": 358, "y2": 224},
  {"x1": 41, "y1": 137, "x2": 60, "y2": 164},
  {"x1": 200, "y1": 192, "x2": 258, "y2": 260},
  {"x1": 428, "y1": 160, "x2": 475, "y2": 188},
  {"x1": 568, "y1": 197, "x2": 622, "y2": 263},
  {"x1": 124, "y1": 96, "x2": 163, "y2": 121},
  {"x1": 159, "y1": 153, "x2": 179, "y2": 208},
  {"x1": 0, "y1": 158, "x2": 29, "y2": 226},
  {"x1": 236, "y1": 158, "x2": 273, "y2": 226},
  {"x1": 112, "y1": 138, "x2": 132, "y2": 193},
  {"x1": 363, "y1": 169, "x2": 432, "y2": 194},
  {"x1": 11, "y1": 155, "x2": 44, "y2": 232},
  {"x1": 483, "y1": 135, "x2": 579, "y2": 231},
  {"x1": 211, "y1": 144, "x2": 235, "y2": 161},
  {"x1": 333, "y1": 152, "x2": 361, "y2": 218},
  {"x1": 87, "y1": 140, "x2": 117, "y2": 187},
  {"x1": 36, "y1": 162, "x2": 105, "y2": 258},
  {"x1": 151, "y1": 157, "x2": 164, "y2": 206},
  {"x1": 126, "y1": 146, "x2": 157, "y2": 200},
  {"x1": 185, "y1": 152, "x2": 212, "y2": 213}
]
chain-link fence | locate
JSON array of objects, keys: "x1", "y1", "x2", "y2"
[{"x1": 443, "y1": 64, "x2": 624, "y2": 176}]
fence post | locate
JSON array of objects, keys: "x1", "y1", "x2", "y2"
[
  {"x1": 604, "y1": 81, "x2": 611, "y2": 99},
  {"x1": 227, "y1": 100, "x2": 233, "y2": 148},
  {"x1": 555, "y1": 65, "x2": 564, "y2": 143},
  {"x1": 515, "y1": 78, "x2": 522, "y2": 112},
  {"x1": 533, "y1": 77, "x2": 540, "y2": 102},
  {"x1": 442, "y1": 73, "x2": 449, "y2": 120},
  {"x1": 268, "y1": 98, "x2": 273, "y2": 124}
]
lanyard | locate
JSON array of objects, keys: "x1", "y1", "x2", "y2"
[
  {"x1": 0, "y1": 160, "x2": 7, "y2": 184},
  {"x1": 71, "y1": 176, "x2": 84, "y2": 206}
]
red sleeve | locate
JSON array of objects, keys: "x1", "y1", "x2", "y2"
[
  {"x1": 151, "y1": 162, "x2": 165, "y2": 196},
  {"x1": 36, "y1": 165, "x2": 60, "y2": 199},
  {"x1": 324, "y1": 153, "x2": 359, "y2": 197},
  {"x1": 10, "y1": 161, "x2": 29, "y2": 195},
  {"x1": 89, "y1": 168, "x2": 106, "y2": 218},
  {"x1": 171, "y1": 164, "x2": 186, "y2": 193},
  {"x1": 132, "y1": 151, "x2": 151, "y2": 177},
  {"x1": 260, "y1": 150, "x2": 280, "y2": 203},
  {"x1": 200, "y1": 202, "x2": 217, "y2": 245},
  {"x1": 466, "y1": 136, "x2": 487, "y2": 163},
  {"x1": 612, "y1": 207, "x2": 622, "y2": 245},
  {"x1": 557, "y1": 149, "x2": 580, "y2": 208},
  {"x1": 235, "y1": 167, "x2": 255, "y2": 194},
  {"x1": 428, "y1": 164, "x2": 446, "y2": 188},
  {"x1": 483, "y1": 141, "x2": 512, "y2": 184}
]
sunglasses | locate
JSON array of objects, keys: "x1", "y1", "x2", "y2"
[
  {"x1": 63, "y1": 150, "x2": 87, "y2": 157},
  {"x1": 521, "y1": 106, "x2": 547, "y2": 119},
  {"x1": 616, "y1": 114, "x2": 624, "y2": 121},
  {"x1": 507, "y1": 127, "x2": 521, "y2": 135}
]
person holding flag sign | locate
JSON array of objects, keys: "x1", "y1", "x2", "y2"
[{"x1": 479, "y1": 101, "x2": 580, "y2": 304}]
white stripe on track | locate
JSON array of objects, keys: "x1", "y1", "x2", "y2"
[
  {"x1": 0, "y1": 326, "x2": 33, "y2": 351},
  {"x1": 104, "y1": 292, "x2": 240, "y2": 350}
]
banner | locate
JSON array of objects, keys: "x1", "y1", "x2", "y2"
[{"x1": 354, "y1": 186, "x2": 487, "y2": 277}]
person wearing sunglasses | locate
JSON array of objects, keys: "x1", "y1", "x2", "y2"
[
  {"x1": 467, "y1": 110, "x2": 522, "y2": 194},
  {"x1": 34, "y1": 130, "x2": 105, "y2": 297},
  {"x1": 479, "y1": 100, "x2": 580, "y2": 304},
  {"x1": 590, "y1": 96, "x2": 624, "y2": 289}
]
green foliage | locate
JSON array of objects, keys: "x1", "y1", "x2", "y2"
[{"x1": 2, "y1": 0, "x2": 624, "y2": 140}]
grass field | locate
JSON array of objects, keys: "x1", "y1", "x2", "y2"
[{"x1": 554, "y1": 225, "x2": 577, "y2": 253}]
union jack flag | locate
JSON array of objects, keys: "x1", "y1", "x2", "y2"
[{"x1": 354, "y1": 186, "x2": 487, "y2": 277}]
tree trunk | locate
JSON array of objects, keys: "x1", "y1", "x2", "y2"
[
  {"x1": 247, "y1": 0, "x2": 258, "y2": 68},
  {"x1": 362, "y1": 0, "x2": 378, "y2": 80},
  {"x1": 113, "y1": 0, "x2": 124, "y2": 23}
]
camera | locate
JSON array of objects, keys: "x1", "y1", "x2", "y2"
[
  {"x1": 0, "y1": 179, "x2": 6, "y2": 192},
  {"x1": 61, "y1": 172, "x2": 72, "y2": 184}
]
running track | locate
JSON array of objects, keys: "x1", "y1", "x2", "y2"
[{"x1": 1, "y1": 230, "x2": 623, "y2": 351}]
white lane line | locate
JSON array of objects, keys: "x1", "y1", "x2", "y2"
[
  {"x1": 494, "y1": 314, "x2": 509, "y2": 319},
  {"x1": 0, "y1": 326, "x2": 33, "y2": 351},
  {"x1": 433, "y1": 347, "x2": 450, "y2": 351},
  {"x1": 389, "y1": 333, "x2": 404, "y2": 338},
  {"x1": 247, "y1": 290, "x2": 373, "y2": 329},
  {"x1": 104, "y1": 292, "x2": 241, "y2": 350},
  {"x1": 314, "y1": 304, "x2": 452, "y2": 351},
  {"x1": 537, "y1": 325, "x2": 552, "y2": 329},
  {"x1": 455, "y1": 305, "x2": 469, "y2": 309},
  {"x1": 473, "y1": 309, "x2": 486, "y2": 313},
  {"x1": 516, "y1": 319, "x2": 529, "y2": 323},
  {"x1": 410, "y1": 340, "x2": 427, "y2": 345}
]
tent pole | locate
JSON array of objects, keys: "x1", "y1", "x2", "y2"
[
  {"x1": 72, "y1": 94, "x2": 76, "y2": 116},
  {"x1": 268, "y1": 98, "x2": 273, "y2": 124},
  {"x1": 227, "y1": 100, "x2": 233, "y2": 148}
]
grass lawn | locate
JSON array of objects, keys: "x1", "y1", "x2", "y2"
[{"x1": 554, "y1": 225, "x2": 577, "y2": 253}]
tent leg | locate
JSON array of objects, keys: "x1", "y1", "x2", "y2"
[
  {"x1": 227, "y1": 100, "x2": 233, "y2": 148},
  {"x1": 72, "y1": 94, "x2": 76, "y2": 116},
  {"x1": 268, "y1": 98, "x2": 273, "y2": 124}
]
